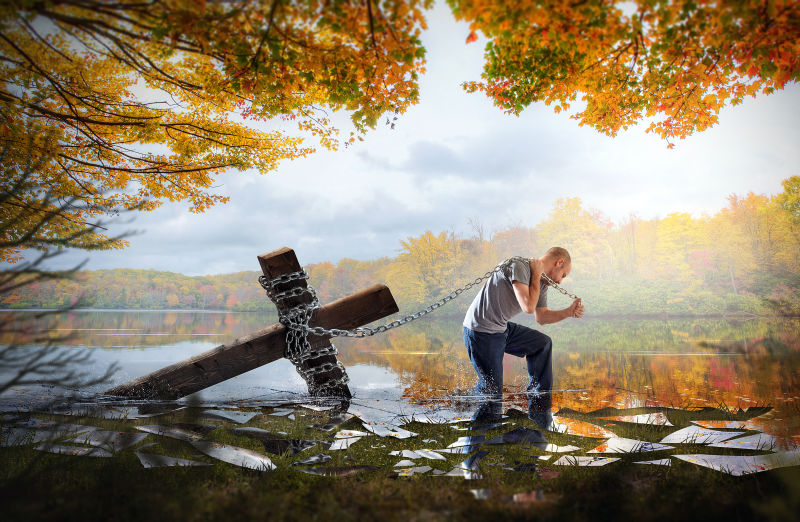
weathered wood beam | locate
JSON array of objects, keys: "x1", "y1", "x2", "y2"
[{"x1": 104, "y1": 247, "x2": 398, "y2": 399}]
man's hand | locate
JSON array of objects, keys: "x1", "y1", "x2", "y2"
[
  {"x1": 529, "y1": 258, "x2": 543, "y2": 280},
  {"x1": 568, "y1": 298, "x2": 584, "y2": 319}
]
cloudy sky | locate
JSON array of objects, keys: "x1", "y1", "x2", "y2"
[{"x1": 46, "y1": 3, "x2": 800, "y2": 276}]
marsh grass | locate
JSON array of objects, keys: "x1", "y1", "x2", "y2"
[{"x1": 1, "y1": 407, "x2": 798, "y2": 522}]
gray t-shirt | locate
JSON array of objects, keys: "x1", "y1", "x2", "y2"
[{"x1": 463, "y1": 258, "x2": 548, "y2": 334}]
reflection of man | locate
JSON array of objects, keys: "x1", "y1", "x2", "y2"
[{"x1": 462, "y1": 247, "x2": 584, "y2": 424}]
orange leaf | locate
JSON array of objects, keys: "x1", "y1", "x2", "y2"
[{"x1": 466, "y1": 31, "x2": 478, "y2": 44}]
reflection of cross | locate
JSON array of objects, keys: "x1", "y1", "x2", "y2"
[{"x1": 106, "y1": 247, "x2": 399, "y2": 400}]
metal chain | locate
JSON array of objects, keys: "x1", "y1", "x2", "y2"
[
  {"x1": 258, "y1": 270, "x2": 349, "y2": 395},
  {"x1": 260, "y1": 257, "x2": 580, "y2": 342}
]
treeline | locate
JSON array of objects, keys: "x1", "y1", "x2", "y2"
[{"x1": 3, "y1": 178, "x2": 799, "y2": 316}]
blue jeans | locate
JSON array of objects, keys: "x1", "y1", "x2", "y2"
[
  {"x1": 463, "y1": 322, "x2": 553, "y2": 395},
  {"x1": 463, "y1": 323, "x2": 553, "y2": 427}
]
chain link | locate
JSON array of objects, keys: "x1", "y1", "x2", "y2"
[
  {"x1": 258, "y1": 270, "x2": 349, "y2": 396},
  {"x1": 260, "y1": 257, "x2": 580, "y2": 343}
]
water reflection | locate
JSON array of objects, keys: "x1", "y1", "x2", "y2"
[{"x1": 1, "y1": 311, "x2": 798, "y2": 443}]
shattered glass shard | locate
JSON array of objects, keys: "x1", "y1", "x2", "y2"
[
  {"x1": 660, "y1": 426, "x2": 744, "y2": 445},
  {"x1": 598, "y1": 412, "x2": 673, "y2": 426},
  {"x1": 549, "y1": 416, "x2": 616, "y2": 438},
  {"x1": 394, "y1": 459, "x2": 417, "y2": 467},
  {"x1": 486, "y1": 427, "x2": 547, "y2": 447},
  {"x1": 471, "y1": 488, "x2": 492, "y2": 499},
  {"x1": 335, "y1": 430, "x2": 370, "y2": 438},
  {"x1": 34, "y1": 443, "x2": 113, "y2": 458},
  {"x1": 588, "y1": 437, "x2": 674, "y2": 454},
  {"x1": 135, "y1": 452, "x2": 211, "y2": 468},
  {"x1": 707, "y1": 433, "x2": 780, "y2": 451},
  {"x1": 136, "y1": 424, "x2": 215, "y2": 442},
  {"x1": 199, "y1": 409, "x2": 259, "y2": 424},
  {"x1": 329, "y1": 437, "x2": 361, "y2": 450},
  {"x1": 552, "y1": 455, "x2": 620, "y2": 466},
  {"x1": 67, "y1": 430, "x2": 149, "y2": 452},
  {"x1": 292, "y1": 452, "x2": 332, "y2": 466},
  {"x1": 635, "y1": 458, "x2": 672, "y2": 466},
  {"x1": 543, "y1": 444, "x2": 580, "y2": 453},
  {"x1": 361, "y1": 423, "x2": 417, "y2": 439},
  {"x1": 691, "y1": 420, "x2": 758, "y2": 430},
  {"x1": 299, "y1": 466, "x2": 378, "y2": 477},
  {"x1": 298, "y1": 404, "x2": 334, "y2": 412},
  {"x1": 269, "y1": 408, "x2": 295, "y2": 417},
  {"x1": 413, "y1": 449, "x2": 447, "y2": 461},
  {"x1": 456, "y1": 450, "x2": 490, "y2": 472},
  {"x1": 230, "y1": 427, "x2": 325, "y2": 455},
  {"x1": 674, "y1": 450, "x2": 800, "y2": 476},
  {"x1": 191, "y1": 440, "x2": 276, "y2": 471},
  {"x1": 447, "y1": 435, "x2": 486, "y2": 448},
  {"x1": 441, "y1": 467, "x2": 482, "y2": 479}
]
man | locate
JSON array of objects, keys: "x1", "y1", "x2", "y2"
[{"x1": 462, "y1": 247, "x2": 584, "y2": 421}]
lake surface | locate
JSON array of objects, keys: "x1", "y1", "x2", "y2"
[{"x1": 1, "y1": 310, "x2": 798, "y2": 441}]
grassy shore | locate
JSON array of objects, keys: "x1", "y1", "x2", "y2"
[{"x1": 2, "y1": 407, "x2": 799, "y2": 522}]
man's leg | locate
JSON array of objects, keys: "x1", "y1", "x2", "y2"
[
  {"x1": 504, "y1": 322, "x2": 554, "y2": 428},
  {"x1": 463, "y1": 326, "x2": 506, "y2": 397}
]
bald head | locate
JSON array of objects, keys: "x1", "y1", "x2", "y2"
[{"x1": 544, "y1": 247, "x2": 571, "y2": 266}]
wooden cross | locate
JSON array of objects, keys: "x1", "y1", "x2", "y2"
[{"x1": 105, "y1": 247, "x2": 399, "y2": 400}]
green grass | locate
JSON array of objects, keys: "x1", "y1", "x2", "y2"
[{"x1": 2, "y1": 407, "x2": 799, "y2": 522}]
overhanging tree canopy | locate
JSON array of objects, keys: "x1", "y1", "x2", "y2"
[
  {"x1": 449, "y1": 0, "x2": 800, "y2": 144},
  {"x1": 0, "y1": 0, "x2": 430, "y2": 261}
]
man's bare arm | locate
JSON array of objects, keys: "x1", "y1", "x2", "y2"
[
  {"x1": 512, "y1": 280, "x2": 540, "y2": 314},
  {"x1": 511, "y1": 258, "x2": 543, "y2": 313},
  {"x1": 534, "y1": 299, "x2": 584, "y2": 325}
]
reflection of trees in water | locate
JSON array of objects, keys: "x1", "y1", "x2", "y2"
[
  {"x1": 5, "y1": 311, "x2": 799, "y2": 414},
  {"x1": 0, "y1": 310, "x2": 277, "y2": 347},
  {"x1": 336, "y1": 318, "x2": 800, "y2": 413}
]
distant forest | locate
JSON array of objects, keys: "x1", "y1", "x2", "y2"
[{"x1": 4, "y1": 180, "x2": 799, "y2": 317}]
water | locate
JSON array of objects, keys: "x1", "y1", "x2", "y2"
[{"x1": 1, "y1": 310, "x2": 798, "y2": 441}]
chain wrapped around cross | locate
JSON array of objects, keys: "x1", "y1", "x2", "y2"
[{"x1": 105, "y1": 248, "x2": 579, "y2": 400}]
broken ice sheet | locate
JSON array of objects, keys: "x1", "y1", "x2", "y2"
[
  {"x1": 674, "y1": 450, "x2": 800, "y2": 476},
  {"x1": 660, "y1": 426, "x2": 744, "y2": 445},
  {"x1": 67, "y1": 430, "x2": 149, "y2": 452},
  {"x1": 447, "y1": 435, "x2": 486, "y2": 448},
  {"x1": 35, "y1": 443, "x2": 113, "y2": 458},
  {"x1": 635, "y1": 458, "x2": 672, "y2": 466},
  {"x1": 191, "y1": 440, "x2": 276, "y2": 471},
  {"x1": 300, "y1": 465, "x2": 378, "y2": 477},
  {"x1": 135, "y1": 452, "x2": 211, "y2": 468},
  {"x1": 329, "y1": 437, "x2": 361, "y2": 450},
  {"x1": 588, "y1": 437, "x2": 674, "y2": 454},
  {"x1": 553, "y1": 455, "x2": 620, "y2": 466},
  {"x1": 136, "y1": 424, "x2": 217, "y2": 442},
  {"x1": 598, "y1": 412, "x2": 673, "y2": 426},
  {"x1": 707, "y1": 433, "x2": 780, "y2": 451},
  {"x1": 1, "y1": 419, "x2": 100, "y2": 447},
  {"x1": 486, "y1": 427, "x2": 547, "y2": 447},
  {"x1": 200, "y1": 409, "x2": 259, "y2": 424}
]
